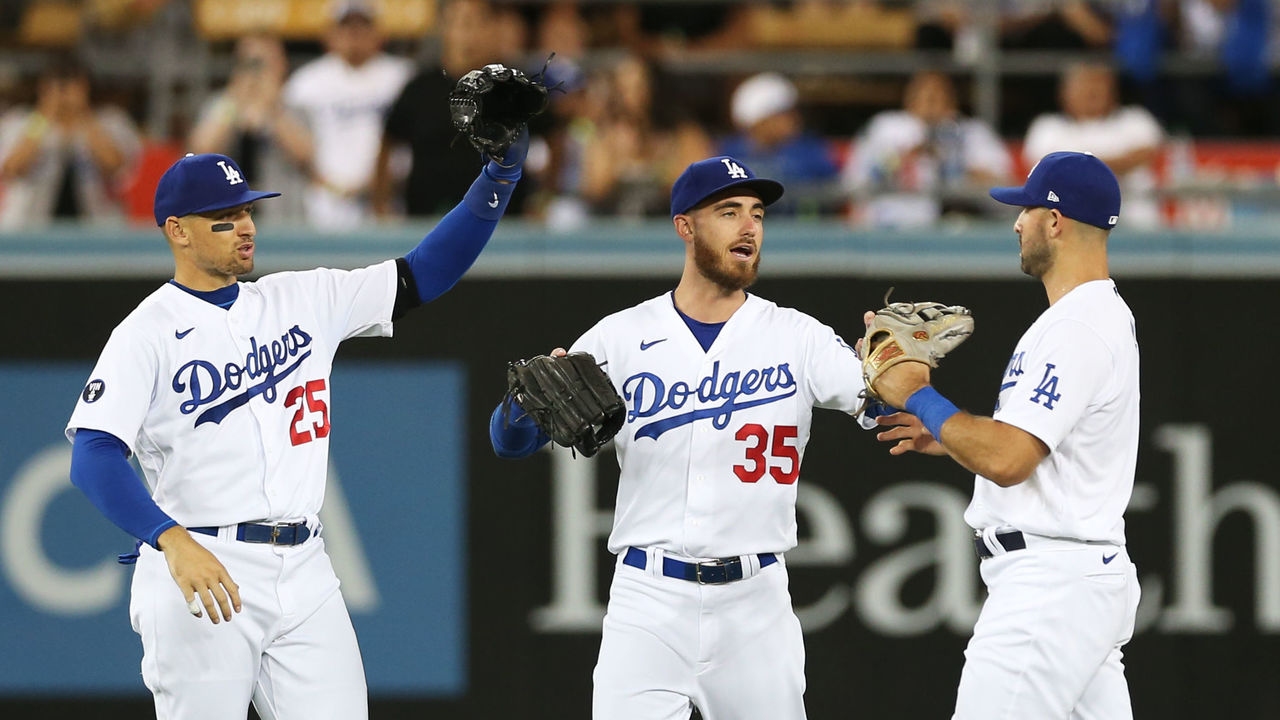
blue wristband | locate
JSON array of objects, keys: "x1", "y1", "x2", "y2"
[
  {"x1": 484, "y1": 159, "x2": 522, "y2": 183},
  {"x1": 904, "y1": 386, "x2": 960, "y2": 442}
]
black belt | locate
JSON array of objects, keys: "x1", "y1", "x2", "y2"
[
  {"x1": 623, "y1": 546, "x2": 777, "y2": 584},
  {"x1": 189, "y1": 521, "x2": 311, "y2": 546},
  {"x1": 974, "y1": 529, "x2": 1026, "y2": 560}
]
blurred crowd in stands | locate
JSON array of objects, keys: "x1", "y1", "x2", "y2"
[{"x1": 0, "y1": 0, "x2": 1277, "y2": 231}]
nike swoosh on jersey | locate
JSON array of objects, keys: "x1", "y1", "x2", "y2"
[
  {"x1": 175, "y1": 327, "x2": 194, "y2": 339},
  {"x1": 487, "y1": 192, "x2": 499, "y2": 208},
  {"x1": 1102, "y1": 552, "x2": 1119, "y2": 564},
  {"x1": 639, "y1": 338, "x2": 667, "y2": 351}
]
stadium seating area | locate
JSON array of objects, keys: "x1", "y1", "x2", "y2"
[{"x1": 0, "y1": 0, "x2": 1277, "y2": 230}]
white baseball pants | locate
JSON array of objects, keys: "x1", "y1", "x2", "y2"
[
  {"x1": 593, "y1": 549, "x2": 806, "y2": 720},
  {"x1": 953, "y1": 536, "x2": 1140, "y2": 720},
  {"x1": 129, "y1": 529, "x2": 367, "y2": 719}
]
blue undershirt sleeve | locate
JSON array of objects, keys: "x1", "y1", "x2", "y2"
[
  {"x1": 70, "y1": 429, "x2": 178, "y2": 549},
  {"x1": 402, "y1": 169, "x2": 517, "y2": 303},
  {"x1": 489, "y1": 397, "x2": 551, "y2": 459}
]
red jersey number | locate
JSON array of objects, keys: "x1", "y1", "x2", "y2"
[
  {"x1": 286, "y1": 379, "x2": 330, "y2": 446},
  {"x1": 733, "y1": 423, "x2": 800, "y2": 484}
]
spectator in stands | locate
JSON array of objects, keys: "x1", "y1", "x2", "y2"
[
  {"x1": 1001, "y1": 0, "x2": 1114, "y2": 49},
  {"x1": 520, "y1": 4, "x2": 595, "y2": 227},
  {"x1": 1171, "y1": 0, "x2": 1274, "y2": 136},
  {"x1": 283, "y1": 0, "x2": 412, "y2": 227},
  {"x1": 915, "y1": 1, "x2": 1113, "y2": 51},
  {"x1": 608, "y1": 2, "x2": 753, "y2": 55},
  {"x1": 1023, "y1": 62, "x2": 1164, "y2": 227},
  {"x1": 578, "y1": 54, "x2": 712, "y2": 218},
  {"x1": 843, "y1": 70, "x2": 1010, "y2": 228},
  {"x1": 0, "y1": 55, "x2": 140, "y2": 228},
  {"x1": 717, "y1": 72, "x2": 837, "y2": 216},
  {"x1": 374, "y1": 0, "x2": 531, "y2": 219},
  {"x1": 189, "y1": 34, "x2": 310, "y2": 223}
]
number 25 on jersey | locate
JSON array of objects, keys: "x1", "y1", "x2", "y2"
[{"x1": 286, "y1": 379, "x2": 330, "y2": 446}]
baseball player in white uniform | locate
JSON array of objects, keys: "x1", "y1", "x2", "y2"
[
  {"x1": 490, "y1": 156, "x2": 876, "y2": 720},
  {"x1": 65, "y1": 125, "x2": 528, "y2": 718},
  {"x1": 872, "y1": 151, "x2": 1141, "y2": 719}
]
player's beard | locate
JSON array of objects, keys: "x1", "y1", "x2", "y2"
[
  {"x1": 692, "y1": 233, "x2": 759, "y2": 292},
  {"x1": 1019, "y1": 232, "x2": 1052, "y2": 278},
  {"x1": 220, "y1": 254, "x2": 253, "y2": 278}
]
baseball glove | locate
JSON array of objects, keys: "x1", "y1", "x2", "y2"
[
  {"x1": 859, "y1": 288, "x2": 974, "y2": 410},
  {"x1": 450, "y1": 63, "x2": 549, "y2": 162},
  {"x1": 505, "y1": 352, "x2": 625, "y2": 458}
]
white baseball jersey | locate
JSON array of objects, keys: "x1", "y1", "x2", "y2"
[
  {"x1": 571, "y1": 292, "x2": 871, "y2": 559},
  {"x1": 964, "y1": 279, "x2": 1140, "y2": 544},
  {"x1": 65, "y1": 260, "x2": 398, "y2": 526}
]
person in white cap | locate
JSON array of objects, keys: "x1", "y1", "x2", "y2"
[{"x1": 716, "y1": 72, "x2": 837, "y2": 214}]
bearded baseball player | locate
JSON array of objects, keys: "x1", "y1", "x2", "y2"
[
  {"x1": 491, "y1": 156, "x2": 880, "y2": 720},
  {"x1": 872, "y1": 152, "x2": 1141, "y2": 718},
  {"x1": 63, "y1": 66, "x2": 537, "y2": 716}
]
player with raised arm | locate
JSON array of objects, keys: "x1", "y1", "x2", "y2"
[
  {"x1": 869, "y1": 151, "x2": 1142, "y2": 719},
  {"x1": 491, "y1": 156, "x2": 877, "y2": 720},
  {"x1": 64, "y1": 66, "x2": 543, "y2": 719}
]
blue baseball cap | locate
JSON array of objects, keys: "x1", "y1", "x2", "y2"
[
  {"x1": 670, "y1": 156, "x2": 784, "y2": 217},
  {"x1": 989, "y1": 151, "x2": 1121, "y2": 230},
  {"x1": 153, "y1": 153, "x2": 280, "y2": 226}
]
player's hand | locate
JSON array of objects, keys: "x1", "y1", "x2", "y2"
[
  {"x1": 550, "y1": 347, "x2": 567, "y2": 357},
  {"x1": 853, "y1": 310, "x2": 875, "y2": 357},
  {"x1": 157, "y1": 526, "x2": 242, "y2": 625},
  {"x1": 870, "y1": 362, "x2": 931, "y2": 409},
  {"x1": 875, "y1": 412, "x2": 947, "y2": 456}
]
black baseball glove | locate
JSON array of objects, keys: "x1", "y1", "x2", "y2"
[
  {"x1": 504, "y1": 352, "x2": 625, "y2": 458},
  {"x1": 449, "y1": 63, "x2": 549, "y2": 163}
]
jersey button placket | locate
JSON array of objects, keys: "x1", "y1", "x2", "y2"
[{"x1": 685, "y1": 380, "x2": 713, "y2": 548}]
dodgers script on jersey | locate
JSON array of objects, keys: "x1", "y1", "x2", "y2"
[
  {"x1": 571, "y1": 293, "x2": 872, "y2": 559},
  {"x1": 66, "y1": 260, "x2": 397, "y2": 526},
  {"x1": 965, "y1": 279, "x2": 1139, "y2": 544}
]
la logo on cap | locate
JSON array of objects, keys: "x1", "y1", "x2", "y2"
[
  {"x1": 217, "y1": 160, "x2": 245, "y2": 186},
  {"x1": 720, "y1": 158, "x2": 748, "y2": 179}
]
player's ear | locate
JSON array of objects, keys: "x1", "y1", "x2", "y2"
[
  {"x1": 164, "y1": 216, "x2": 189, "y2": 246},
  {"x1": 673, "y1": 214, "x2": 693, "y2": 243},
  {"x1": 1046, "y1": 208, "x2": 1064, "y2": 238}
]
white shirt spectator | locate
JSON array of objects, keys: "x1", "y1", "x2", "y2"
[
  {"x1": 284, "y1": 53, "x2": 412, "y2": 228},
  {"x1": 844, "y1": 110, "x2": 1010, "y2": 227},
  {"x1": 1023, "y1": 107, "x2": 1163, "y2": 228},
  {"x1": 0, "y1": 105, "x2": 140, "y2": 228}
]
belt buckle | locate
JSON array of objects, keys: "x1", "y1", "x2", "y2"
[
  {"x1": 694, "y1": 558, "x2": 730, "y2": 585},
  {"x1": 268, "y1": 522, "x2": 303, "y2": 546}
]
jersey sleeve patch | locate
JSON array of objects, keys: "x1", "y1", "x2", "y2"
[{"x1": 82, "y1": 379, "x2": 106, "y2": 403}]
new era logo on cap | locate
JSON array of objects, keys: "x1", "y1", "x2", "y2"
[
  {"x1": 153, "y1": 153, "x2": 280, "y2": 226},
  {"x1": 988, "y1": 151, "x2": 1122, "y2": 230}
]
